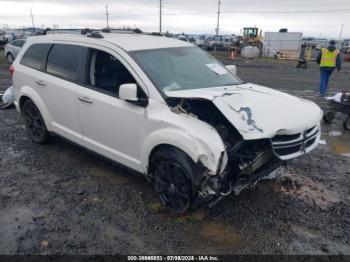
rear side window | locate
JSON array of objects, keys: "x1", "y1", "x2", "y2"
[
  {"x1": 46, "y1": 44, "x2": 87, "y2": 82},
  {"x1": 20, "y1": 43, "x2": 51, "y2": 71}
]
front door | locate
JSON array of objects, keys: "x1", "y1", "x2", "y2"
[{"x1": 76, "y1": 48, "x2": 146, "y2": 172}]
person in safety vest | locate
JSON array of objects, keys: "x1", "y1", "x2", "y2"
[{"x1": 316, "y1": 40, "x2": 342, "y2": 96}]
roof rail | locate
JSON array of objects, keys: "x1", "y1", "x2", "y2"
[{"x1": 35, "y1": 27, "x2": 164, "y2": 39}]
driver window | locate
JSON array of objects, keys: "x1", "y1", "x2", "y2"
[{"x1": 87, "y1": 49, "x2": 136, "y2": 97}]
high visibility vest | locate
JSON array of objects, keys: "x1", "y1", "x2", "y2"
[{"x1": 320, "y1": 48, "x2": 339, "y2": 67}]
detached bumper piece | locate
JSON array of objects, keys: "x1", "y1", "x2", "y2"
[
  {"x1": 232, "y1": 158, "x2": 282, "y2": 195},
  {"x1": 200, "y1": 139, "x2": 283, "y2": 214},
  {"x1": 203, "y1": 158, "x2": 282, "y2": 216},
  {"x1": 271, "y1": 125, "x2": 320, "y2": 160}
]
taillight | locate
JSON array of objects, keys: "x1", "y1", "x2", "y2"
[{"x1": 9, "y1": 65, "x2": 14, "y2": 79}]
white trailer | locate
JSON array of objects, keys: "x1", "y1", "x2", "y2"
[{"x1": 263, "y1": 32, "x2": 303, "y2": 58}]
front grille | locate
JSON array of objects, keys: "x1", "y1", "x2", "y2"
[{"x1": 270, "y1": 126, "x2": 320, "y2": 160}]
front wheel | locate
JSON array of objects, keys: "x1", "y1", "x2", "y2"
[
  {"x1": 22, "y1": 100, "x2": 50, "y2": 144},
  {"x1": 151, "y1": 147, "x2": 194, "y2": 214}
]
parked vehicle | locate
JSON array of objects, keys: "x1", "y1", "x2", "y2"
[
  {"x1": 188, "y1": 35, "x2": 205, "y2": 48},
  {"x1": 204, "y1": 35, "x2": 238, "y2": 50},
  {"x1": 176, "y1": 35, "x2": 196, "y2": 46},
  {"x1": 11, "y1": 32, "x2": 322, "y2": 214},
  {"x1": 0, "y1": 30, "x2": 8, "y2": 45},
  {"x1": 4, "y1": 39, "x2": 26, "y2": 64}
]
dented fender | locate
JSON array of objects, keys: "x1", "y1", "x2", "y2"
[{"x1": 141, "y1": 102, "x2": 228, "y2": 174}]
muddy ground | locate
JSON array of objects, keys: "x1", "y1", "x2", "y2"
[{"x1": 0, "y1": 50, "x2": 349, "y2": 255}]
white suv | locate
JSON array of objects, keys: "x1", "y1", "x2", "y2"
[{"x1": 11, "y1": 31, "x2": 322, "y2": 214}]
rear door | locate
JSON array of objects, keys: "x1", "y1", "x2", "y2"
[{"x1": 38, "y1": 43, "x2": 87, "y2": 144}]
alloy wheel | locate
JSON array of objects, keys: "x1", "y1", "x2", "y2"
[
  {"x1": 154, "y1": 161, "x2": 191, "y2": 214},
  {"x1": 22, "y1": 102, "x2": 47, "y2": 142}
]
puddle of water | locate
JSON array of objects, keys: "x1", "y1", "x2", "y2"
[
  {"x1": 88, "y1": 165, "x2": 130, "y2": 185},
  {"x1": 198, "y1": 222, "x2": 242, "y2": 248},
  {"x1": 269, "y1": 172, "x2": 340, "y2": 208},
  {"x1": 0, "y1": 207, "x2": 39, "y2": 254},
  {"x1": 330, "y1": 132, "x2": 350, "y2": 157},
  {"x1": 329, "y1": 131, "x2": 342, "y2": 137},
  {"x1": 331, "y1": 141, "x2": 350, "y2": 155}
]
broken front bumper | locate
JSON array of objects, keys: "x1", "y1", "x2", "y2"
[{"x1": 197, "y1": 156, "x2": 283, "y2": 208}]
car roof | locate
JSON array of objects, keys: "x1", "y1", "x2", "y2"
[{"x1": 25, "y1": 33, "x2": 193, "y2": 52}]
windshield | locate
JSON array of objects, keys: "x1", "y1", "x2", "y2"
[{"x1": 130, "y1": 47, "x2": 242, "y2": 93}]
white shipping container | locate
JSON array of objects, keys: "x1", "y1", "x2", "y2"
[{"x1": 263, "y1": 32, "x2": 303, "y2": 57}]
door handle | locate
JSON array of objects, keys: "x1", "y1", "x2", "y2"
[
  {"x1": 35, "y1": 80, "x2": 46, "y2": 87},
  {"x1": 78, "y1": 96, "x2": 94, "y2": 104}
]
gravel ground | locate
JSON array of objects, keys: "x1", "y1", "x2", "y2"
[{"x1": 0, "y1": 49, "x2": 349, "y2": 255}]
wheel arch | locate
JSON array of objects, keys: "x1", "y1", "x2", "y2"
[
  {"x1": 148, "y1": 144, "x2": 191, "y2": 171},
  {"x1": 17, "y1": 89, "x2": 53, "y2": 131},
  {"x1": 142, "y1": 128, "x2": 227, "y2": 176}
]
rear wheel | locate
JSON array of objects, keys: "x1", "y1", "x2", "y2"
[
  {"x1": 323, "y1": 111, "x2": 335, "y2": 124},
  {"x1": 6, "y1": 53, "x2": 14, "y2": 64},
  {"x1": 22, "y1": 100, "x2": 50, "y2": 144},
  {"x1": 151, "y1": 147, "x2": 194, "y2": 214},
  {"x1": 343, "y1": 117, "x2": 350, "y2": 131}
]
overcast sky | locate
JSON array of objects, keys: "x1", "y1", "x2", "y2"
[{"x1": 1, "y1": 0, "x2": 349, "y2": 38}]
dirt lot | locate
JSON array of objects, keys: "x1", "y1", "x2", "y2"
[{"x1": 0, "y1": 49, "x2": 349, "y2": 255}]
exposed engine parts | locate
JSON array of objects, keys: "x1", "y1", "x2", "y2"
[{"x1": 167, "y1": 97, "x2": 282, "y2": 207}]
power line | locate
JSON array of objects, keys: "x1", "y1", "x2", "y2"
[{"x1": 163, "y1": 8, "x2": 350, "y2": 16}]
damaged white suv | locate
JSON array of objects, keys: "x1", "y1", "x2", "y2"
[{"x1": 12, "y1": 31, "x2": 322, "y2": 213}]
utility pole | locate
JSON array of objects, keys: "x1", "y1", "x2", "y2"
[
  {"x1": 338, "y1": 24, "x2": 344, "y2": 49},
  {"x1": 339, "y1": 24, "x2": 344, "y2": 40},
  {"x1": 159, "y1": 0, "x2": 163, "y2": 33},
  {"x1": 105, "y1": 4, "x2": 109, "y2": 29},
  {"x1": 215, "y1": 0, "x2": 221, "y2": 36},
  {"x1": 30, "y1": 8, "x2": 35, "y2": 32}
]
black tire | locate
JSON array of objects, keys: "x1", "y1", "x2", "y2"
[
  {"x1": 7, "y1": 53, "x2": 14, "y2": 64},
  {"x1": 343, "y1": 117, "x2": 350, "y2": 131},
  {"x1": 22, "y1": 100, "x2": 50, "y2": 144},
  {"x1": 150, "y1": 147, "x2": 195, "y2": 214},
  {"x1": 323, "y1": 111, "x2": 335, "y2": 124}
]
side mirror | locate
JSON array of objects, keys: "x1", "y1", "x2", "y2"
[
  {"x1": 119, "y1": 83, "x2": 138, "y2": 102},
  {"x1": 225, "y1": 65, "x2": 237, "y2": 75},
  {"x1": 119, "y1": 83, "x2": 149, "y2": 107}
]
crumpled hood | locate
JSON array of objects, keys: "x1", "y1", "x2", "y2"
[{"x1": 165, "y1": 83, "x2": 323, "y2": 140}]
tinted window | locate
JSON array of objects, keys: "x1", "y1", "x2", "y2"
[
  {"x1": 20, "y1": 43, "x2": 51, "y2": 71},
  {"x1": 87, "y1": 49, "x2": 136, "y2": 96},
  {"x1": 46, "y1": 44, "x2": 87, "y2": 82}
]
